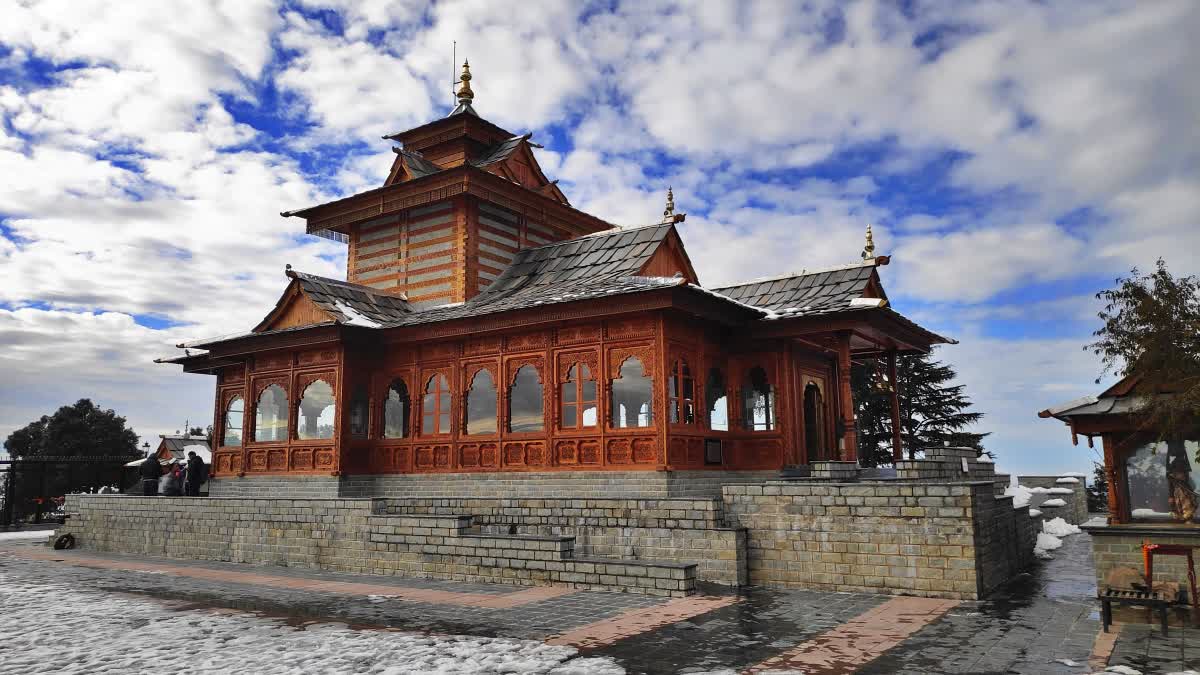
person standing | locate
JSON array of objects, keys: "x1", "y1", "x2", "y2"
[
  {"x1": 138, "y1": 454, "x2": 160, "y2": 496},
  {"x1": 184, "y1": 451, "x2": 205, "y2": 497}
]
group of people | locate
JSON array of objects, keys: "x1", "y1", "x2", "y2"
[{"x1": 138, "y1": 451, "x2": 206, "y2": 497}]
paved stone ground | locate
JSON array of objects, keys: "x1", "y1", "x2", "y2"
[{"x1": 3, "y1": 526, "x2": 1200, "y2": 673}]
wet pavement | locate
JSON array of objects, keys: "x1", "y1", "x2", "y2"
[{"x1": 3, "y1": 526, "x2": 1200, "y2": 673}]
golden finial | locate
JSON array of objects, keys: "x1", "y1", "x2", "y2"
[
  {"x1": 862, "y1": 223, "x2": 875, "y2": 260},
  {"x1": 662, "y1": 186, "x2": 675, "y2": 221},
  {"x1": 456, "y1": 59, "x2": 474, "y2": 103}
]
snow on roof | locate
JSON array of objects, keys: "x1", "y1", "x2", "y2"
[{"x1": 333, "y1": 300, "x2": 382, "y2": 328}]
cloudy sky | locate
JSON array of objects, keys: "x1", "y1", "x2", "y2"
[{"x1": 1, "y1": 0, "x2": 1196, "y2": 474}]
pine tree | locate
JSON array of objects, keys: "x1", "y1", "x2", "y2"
[
  {"x1": 853, "y1": 350, "x2": 988, "y2": 467},
  {"x1": 1086, "y1": 461, "x2": 1109, "y2": 513}
]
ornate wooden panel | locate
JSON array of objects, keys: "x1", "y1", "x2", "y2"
[
  {"x1": 505, "y1": 330, "x2": 550, "y2": 352},
  {"x1": 214, "y1": 450, "x2": 237, "y2": 475},
  {"x1": 480, "y1": 443, "x2": 498, "y2": 467},
  {"x1": 668, "y1": 437, "x2": 688, "y2": 465},
  {"x1": 606, "y1": 438, "x2": 632, "y2": 464},
  {"x1": 505, "y1": 356, "x2": 546, "y2": 385},
  {"x1": 297, "y1": 348, "x2": 338, "y2": 367},
  {"x1": 503, "y1": 441, "x2": 525, "y2": 466},
  {"x1": 632, "y1": 437, "x2": 657, "y2": 463},
  {"x1": 297, "y1": 371, "x2": 337, "y2": 395},
  {"x1": 414, "y1": 445, "x2": 436, "y2": 469},
  {"x1": 266, "y1": 448, "x2": 287, "y2": 471},
  {"x1": 421, "y1": 342, "x2": 460, "y2": 361},
  {"x1": 290, "y1": 448, "x2": 314, "y2": 471},
  {"x1": 255, "y1": 352, "x2": 292, "y2": 372},
  {"x1": 464, "y1": 335, "x2": 502, "y2": 356},
  {"x1": 579, "y1": 439, "x2": 601, "y2": 465},
  {"x1": 220, "y1": 367, "x2": 244, "y2": 384},
  {"x1": 608, "y1": 345, "x2": 657, "y2": 379},
  {"x1": 557, "y1": 323, "x2": 601, "y2": 345},
  {"x1": 738, "y1": 439, "x2": 783, "y2": 468},
  {"x1": 459, "y1": 443, "x2": 482, "y2": 468},
  {"x1": 315, "y1": 448, "x2": 336, "y2": 470},
  {"x1": 607, "y1": 317, "x2": 655, "y2": 341},
  {"x1": 555, "y1": 440, "x2": 577, "y2": 464},
  {"x1": 556, "y1": 350, "x2": 600, "y2": 383},
  {"x1": 524, "y1": 441, "x2": 546, "y2": 466},
  {"x1": 687, "y1": 437, "x2": 704, "y2": 465},
  {"x1": 247, "y1": 450, "x2": 269, "y2": 472}
]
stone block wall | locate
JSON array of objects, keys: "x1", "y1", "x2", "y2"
[
  {"x1": 721, "y1": 480, "x2": 1017, "y2": 600},
  {"x1": 1085, "y1": 524, "x2": 1200, "y2": 601},
  {"x1": 376, "y1": 497, "x2": 746, "y2": 585},
  {"x1": 971, "y1": 492, "x2": 1041, "y2": 594},
  {"x1": 339, "y1": 470, "x2": 777, "y2": 499},
  {"x1": 208, "y1": 475, "x2": 341, "y2": 498},
  {"x1": 1018, "y1": 475, "x2": 1088, "y2": 525},
  {"x1": 59, "y1": 495, "x2": 694, "y2": 596}
]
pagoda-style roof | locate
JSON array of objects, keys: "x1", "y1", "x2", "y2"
[{"x1": 712, "y1": 259, "x2": 889, "y2": 318}]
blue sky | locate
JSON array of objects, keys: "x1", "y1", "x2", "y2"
[{"x1": 1, "y1": 1, "x2": 1197, "y2": 474}]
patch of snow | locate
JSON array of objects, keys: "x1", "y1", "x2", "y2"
[
  {"x1": 848, "y1": 297, "x2": 886, "y2": 308},
  {"x1": 1056, "y1": 476, "x2": 1080, "y2": 484},
  {"x1": 1005, "y1": 484, "x2": 1034, "y2": 508},
  {"x1": 1049, "y1": 487, "x2": 1074, "y2": 495},
  {"x1": 1043, "y1": 517, "x2": 1082, "y2": 537},
  {"x1": 1132, "y1": 508, "x2": 1172, "y2": 518},
  {"x1": 1055, "y1": 658, "x2": 1080, "y2": 667},
  {"x1": 0, "y1": 530, "x2": 50, "y2": 542},
  {"x1": 1098, "y1": 667, "x2": 1143, "y2": 675},
  {"x1": 977, "y1": 455, "x2": 994, "y2": 463},
  {"x1": 183, "y1": 443, "x2": 212, "y2": 464},
  {"x1": 1083, "y1": 516, "x2": 1109, "y2": 527},
  {"x1": 0, "y1": 572, "x2": 627, "y2": 674},
  {"x1": 1034, "y1": 532, "x2": 1063, "y2": 559},
  {"x1": 1060, "y1": 472, "x2": 1087, "y2": 478},
  {"x1": 1029, "y1": 509, "x2": 1043, "y2": 518},
  {"x1": 1042, "y1": 498, "x2": 1067, "y2": 507},
  {"x1": 332, "y1": 300, "x2": 382, "y2": 328}
]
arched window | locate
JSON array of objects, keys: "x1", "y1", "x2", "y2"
[
  {"x1": 223, "y1": 395, "x2": 244, "y2": 446},
  {"x1": 742, "y1": 366, "x2": 775, "y2": 431},
  {"x1": 422, "y1": 374, "x2": 451, "y2": 435},
  {"x1": 611, "y1": 357, "x2": 653, "y2": 428},
  {"x1": 254, "y1": 384, "x2": 287, "y2": 442},
  {"x1": 349, "y1": 385, "x2": 368, "y2": 438},
  {"x1": 560, "y1": 364, "x2": 597, "y2": 429},
  {"x1": 508, "y1": 365, "x2": 544, "y2": 432},
  {"x1": 705, "y1": 369, "x2": 728, "y2": 431},
  {"x1": 668, "y1": 359, "x2": 695, "y2": 424},
  {"x1": 465, "y1": 369, "x2": 498, "y2": 435},
  {"x1": 296, "y1": 379, "x2": 335, "y2": 440},
  {"x1": 803, "y1": 381, "x2": 826, "y2": 461},
  {"x1": 383, "y1": 379, "x2": 409, "y2": 439}
]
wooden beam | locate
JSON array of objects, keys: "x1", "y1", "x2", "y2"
[
  {"x1": 837, "y1": 331, "x2": 857, "y2": 463},
  {"x1": 888, "y1": 351, "x2": 903, "y2": 463}
]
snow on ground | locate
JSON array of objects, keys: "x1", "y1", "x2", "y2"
[
  {"x1": 0, "y1": 572, "x2": 625, "y2": 674},
  {"x1": 0, "y1": 530, "x2": 50, "y2": 542},
  {"x1": 1034, "y1": 532, "x2": 1063, "y2": 559},
  {"x1": 1029, "y1": 509, "x2": 1043, "y2": 518},
  {"x1": 1043, "y1": 517, "x2": 1082, "y2": 537}
]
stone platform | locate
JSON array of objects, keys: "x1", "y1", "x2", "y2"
[{"x1": 59, "y1": 449, "x2": 1043, "y2": 600}]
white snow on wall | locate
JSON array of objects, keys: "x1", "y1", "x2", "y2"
[
  {"x1": 1042, "y1": 498, "x2": 1067, "y2": 507},
  {"x1": 1132, "y1": 508, "x2": 1172, "y2": 518},
  {"x1": 1056, "y1": 477, "x2": 1080, "y2": 484},
  {"x1": 1043, "y1": 517, "x2": 1081, "y2": 537},
  {"x1": 0, "y1": 530, "x2": 50, "y2": 542},
  {"x1": 1059, "y1": 472, "x2": 1087, "y2": 478},
  {"x1": 1029, "y1": 509, "x2": 1043, "y2": 518},
  {"x1": 1048, "y1": 487, "x2": 1073, "y2": 495},
  {"x1": 1004, "y1": 484, "x2": 1034, "y2": 509}
]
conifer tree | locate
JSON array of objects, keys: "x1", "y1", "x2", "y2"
[{"x1": 852, "y1": 350, "x2": 988, "y2": 466}]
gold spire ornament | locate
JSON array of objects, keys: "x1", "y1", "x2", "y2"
[
  {"x1": 862, "y1": 224, "x2": 875, "y2": 260},
  {"x1": 662, "y1": 186, "x2": 675, "y2": 221},
  {"x1": 456, "y1": 60, "x2": 474, "y2": 104}
]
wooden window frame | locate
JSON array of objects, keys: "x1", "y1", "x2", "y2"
[
  {"x1": 420, "y1": 371, "x2": 453, "y2": 437},
  {"x1": 463, "y1": 365, "x2": 500, "y2": 437},
  {"x1": 668, "y1": 357, "x2": 696, "y2": 426},
  {"x1": 559, "y1": 362, "x2": 598, "y2": 431}
]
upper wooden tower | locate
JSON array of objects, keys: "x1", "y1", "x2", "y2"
[{"x1": 284, "y1": 61, "x2": 612, "y2": 308}]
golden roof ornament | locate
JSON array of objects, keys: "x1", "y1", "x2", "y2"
[
  {"x1": 456, "y1": 60, "x2": 474, "y2": 104},
  {"x1": 862, "y1": 223, "x2": 875, "y2": 260},
  {"x1": 662, "y1": 187, "x2": 675, "y2": 221}
]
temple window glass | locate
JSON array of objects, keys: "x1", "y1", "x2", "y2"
[
  {"x1": 611, "y1": 357, "x2": 653, "y2": 428},
  {"x1": 1126, "y1": 438, "x2": 1200, "y2": 522},
  {"x1": 560, "y1": 364, "x2": 598, "y2": 429},
  {"x1": 742, "y1": 366, "x2": 775, "y2": 431},
  {"x1": 508, "y1": 365, "x2": 545, "y2": 432},
  {"x1": 422, "y1": 374, "x2": 451, "y2": 435},
  {"x1": 705, "y1": 368, "x2": 727, "y2": 431},
  {"x1": 296, "y1": 380, "x2": 335, "y2": 440},
  {"x1": 803, "y1": 382, "x2": 826, "y2": 461},
  {"x1": 223, "y1": 396, "x2": 243, "y2": 446},
  {"x1": 465, "y1": 369, "x2": 498, "y2": 435},
  {"x1": 349, "y1": 385, "x2": 368, "y2": 438},
  {"x1": 254, "y1": 384, "x2": 287, "y2": 442},
  {"x1": 383, "y1": 379, "x2": 409, "y2": 438},
  {"x1": 668, "y1": 359, "x2": 695, "y2": 424}
]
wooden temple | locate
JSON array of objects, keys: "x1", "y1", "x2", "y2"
[{"x1": 161, "y1": 62, "x2": 950, "y2": 483}]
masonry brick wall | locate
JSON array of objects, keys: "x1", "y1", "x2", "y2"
[
  {"x1": 1019, "y1": 475, "x2": 1088, "y2": 525},
  {"x1": 378, "y1": 497, "x2": 746, "y2": 585},
  {"x1": 339, "y1": 471, "x2": 778, "y2": 499},
  {"x1": 721, "y1": 481, "x2": 1012, "y2": 600},
  {"x1": 1086, "y1": 526, "x2": 1200, "y2": 599},
  {"x1": 208, "y1": 475, "x2": 341, "y2": 499},
  {"x1": 60, "y1": 495, "x2": 695, "y2": 597}
]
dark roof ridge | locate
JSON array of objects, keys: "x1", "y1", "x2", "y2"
[
  {"x1": 713, "y1": 259, "x2": 880, "y2": 292},
  {"x1": 286, "y1": 269, "x2": 409, "y2": 300},
  {"x1": 514, "y1": 221, "x2": 672, "y2": 255}
]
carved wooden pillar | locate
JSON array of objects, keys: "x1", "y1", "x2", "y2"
[
  {"x1": 1102, "y1": 434, "x2": 1123, "y2": 524},
  {"x1": 836, "y1": 331, "x2": 857, "y2": 463},
  {"x1": 887, "y1": 351, "x2": 902, "y2": 463}
]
